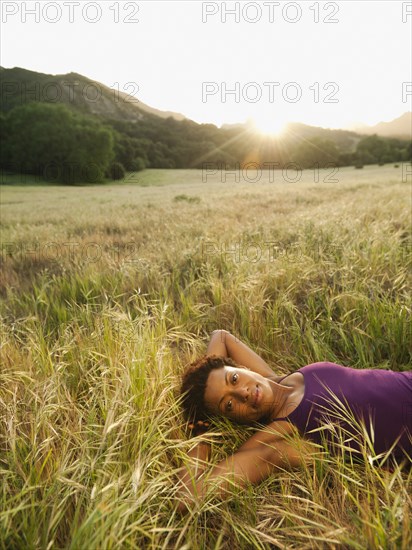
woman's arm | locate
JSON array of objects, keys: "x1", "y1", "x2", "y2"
[
  {"x1": 176, "y1": 421, "x2": 318, "y2": 514},
  {"x1": 206, "y1": 329, "x2": 277, "y2": 379}
]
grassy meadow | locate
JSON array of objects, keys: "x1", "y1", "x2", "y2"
[{"x1": 0, "y1": 164, "x2": 411, "y2": 549}]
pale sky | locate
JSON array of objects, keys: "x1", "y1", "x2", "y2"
[{"x1": 1, "y1": 1, "x2": 411, "y2": 133}]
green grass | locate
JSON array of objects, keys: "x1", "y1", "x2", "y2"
[{"x1": 0, "y1": 165, "x2": 411, "y2": 549}]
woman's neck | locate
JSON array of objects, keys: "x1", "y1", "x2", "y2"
[
  {"x1": 267, "y1": 374, "x2": 303, "y2": 419},
  {"x1": 267, "y1": 379, "x2": 294, "y2": 418}
]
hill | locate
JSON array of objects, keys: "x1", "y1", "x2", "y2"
[
  {"x1": 348, "y1": 112, "x2": 412, "y2": 139},
  {"x1": 0, "y1": 66, "x2": 187, "y2": 122},
  {"x1": 0, "y1": 66, "x2": 361, "y2": 152}
]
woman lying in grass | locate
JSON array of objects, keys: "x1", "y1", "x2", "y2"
[{"x1": 176, "y1": 330, "x2": 412, "y2": 514}]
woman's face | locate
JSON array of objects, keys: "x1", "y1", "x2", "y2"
[{"x1": 203, "y1": 365, "x2": 276, "y2": 424}]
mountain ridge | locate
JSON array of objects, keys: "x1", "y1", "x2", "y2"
[
  {"x1": 345, "y1": 112, "x2": 411, "y2": 139},
  {"x1": 2, "y1": 66, "x2": 410, "y2": 139},
  {"x1": 0, "y1": 66, "x2": 188, "y2": 122}
]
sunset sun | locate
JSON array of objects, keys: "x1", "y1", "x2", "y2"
[{"x1": 251, "y1": 115, "x2": 289, "y2": 137}]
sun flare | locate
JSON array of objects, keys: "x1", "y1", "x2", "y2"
[{"x1": 251, "y1": 116, "x2": 288, "y2": 137}]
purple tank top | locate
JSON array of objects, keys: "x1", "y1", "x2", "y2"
[{"x1": 275, "y1": 362, "x2": 412, "y2": 460}]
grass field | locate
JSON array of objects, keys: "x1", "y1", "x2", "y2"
[{"x1": 1, "y1": 164, "x2": 411, "y2": 549}]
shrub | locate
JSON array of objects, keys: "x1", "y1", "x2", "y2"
[
  {"x1": 173, "y1": 194, "x2": 201, "y2": 204},
  {"x1": 129, "y1": 157, "x2": 146, "y2": 172},
  {"x1": 108, "y1": 162, "x2": 126, "y2": 180}
]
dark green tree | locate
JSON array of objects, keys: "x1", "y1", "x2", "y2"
[
  {"x1": 356, "y1": 134, "x2": 389, "y2": 164},
  {"x1": 2, "y1": 102, "x2": 114, "y2": 183}
]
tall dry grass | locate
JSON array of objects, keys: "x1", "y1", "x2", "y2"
[{"x1": 0, "y1": 164, "x2": 411, "y2": 548}]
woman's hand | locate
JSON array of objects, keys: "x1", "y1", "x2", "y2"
[
  {"x1": 187, "y1": 420, "x2": 210, "y2": 437},
  {"x1": 175, "y1": 438, "x2": 212, "y2": 514},
  {"x1": 206, "y1": 329, "x2": 277, "y2": 379}
]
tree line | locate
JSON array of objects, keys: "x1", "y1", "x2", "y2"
[{"x1": 1, "y1": 102, "x2": 411, "y2": 184}]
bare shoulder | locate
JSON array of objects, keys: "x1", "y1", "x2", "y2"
[{"x1": 266, "y1": 373, "x2": 285, "y2": 383}]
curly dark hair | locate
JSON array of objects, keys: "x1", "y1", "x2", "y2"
[{"x1": 180, "y1": 354, "x2": 239, "y2": 423}]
